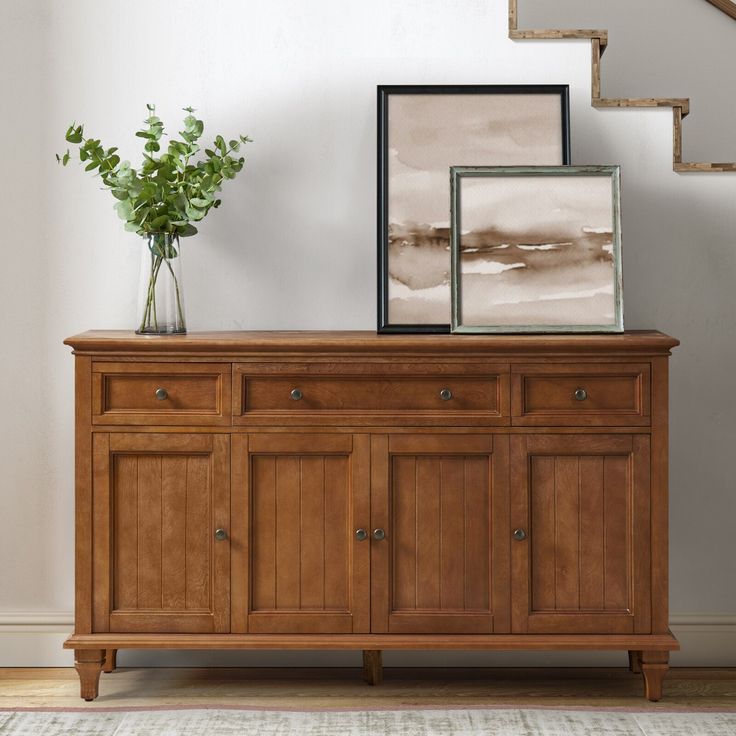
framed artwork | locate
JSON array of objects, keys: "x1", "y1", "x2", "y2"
[
  {"x1": 377, "y1": 84, "x2": 571, "y2": 333},
  {"x1": 450, "y1": 165, "x2": 623, "y2": 334}
]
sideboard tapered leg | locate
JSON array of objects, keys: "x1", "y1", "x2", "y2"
[
  {"x1": 641, "y1": 650, "x2": 669, "y2": 701},
  {"x1": 75, "y1": 649, "x2": 105, "y2": 701},
  {"x1": 103, "y1": 649, "x2": 117, "y2": 673},
  {"x1": 628, "y1": 650, "x2": 642, "y2": 674},
  {"x1": 362, "y1": 650, "x2": 383, "y2": 686}
]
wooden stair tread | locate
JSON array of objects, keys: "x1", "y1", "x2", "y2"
[
  {"x1": 592, "y1": 98, "x2": 691, "y2": 115},
  {"x1": 510, "y1": 28, "x2": 608, "y2": 46}
]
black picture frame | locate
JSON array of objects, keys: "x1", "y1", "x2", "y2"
[{"x1": 377, "y1": 84, "x2": 571, "y2": 334}]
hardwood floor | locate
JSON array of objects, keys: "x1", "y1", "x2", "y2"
[{"x1": 1, "y1": 668, "x2": 734, "y2": 709}]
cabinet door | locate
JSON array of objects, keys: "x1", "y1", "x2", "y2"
[
  {"x1": 232, "y1": 434, "x2": 370, "y2": 634},
  {"x1": 511, "y1": 435, "x2": 651, "y2": 634},
  {"x1": 371, "y1": 434, "x2": 510, "y2": 634},
  {"x1": 92, "y1": 433, "x2": 230, "y2": 633}
]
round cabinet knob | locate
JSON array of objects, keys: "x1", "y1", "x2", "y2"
[
  {"x1": 154, "y1": 387, "x2": 169, "y2": 401},
  {"x1": 355, "y1": 528, "x2": 368, "y2": 542},
  {"x1": 513, "y1": 528, "x2": 527, "y2": 541},
  {"x1": 372, "y1": 528, "x2": 386, "y2": 541},
  {"x1": 290, "y1": 388, "x2": 303, "y2": 401},
  {"x1": 214, "y1": 528, "x2": 228, "y2": 541},
  {"x1": 574, "y1": 388, "x2": 587, "y2": 401},
  {"x1": 439, "y1": 388, "x2": 453, "y2": 401}
]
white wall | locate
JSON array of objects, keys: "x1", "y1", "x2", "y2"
[{"x1": 1, "y1": 0, "x2": 735, "y2": 667}]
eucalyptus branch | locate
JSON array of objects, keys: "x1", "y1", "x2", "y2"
[{"x1": 57, "y1": 104, "x2": 251, "y2": 238}]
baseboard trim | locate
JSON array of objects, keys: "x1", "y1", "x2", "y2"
[
  {"x1": 0, "y1": 612, "x2": 74, "y2": 630},
  {"x1": 1, "y1": 613, "x2": 734, "y2": 667}
]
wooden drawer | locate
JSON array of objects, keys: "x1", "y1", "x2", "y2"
[
  {"x1": 511, "y1": 363, "x2": 650, "y2": 426},
  {"x1": 93, "y1": 362, "x2": 231, "y2": 426},
  {"x1": 234, "y1": 362, "x2": 509, "y2": 426}
]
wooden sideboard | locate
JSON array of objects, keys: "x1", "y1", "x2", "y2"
[{"x1": 64, "y1": 330, "x2": 679, "y2": 701}]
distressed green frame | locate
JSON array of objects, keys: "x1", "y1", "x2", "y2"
[{"x1": 450, "y1": 165, "x2": 623, "y2": 334}]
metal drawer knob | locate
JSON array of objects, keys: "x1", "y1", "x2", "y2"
[
  {"x1": 574, "y1": 388, "x2": 587, "y2": 401},
  {"x1": 154, "y1": 387, "x2": 169, "y2": 401},
  {"x1": 372, "y1": 528, "x2": 386, "y2": 541},
  {"x1": 214, "y1": 528, "x2": 228, "y2": 541},
  {"x1": 355, "y1": 528, "x2": 368, "y2": 542},
  {"x1": 290, "y1": 388, "x2": 303, "y2": 401},
  {"x1": 439, "y1": 388, "x2": 453, "y2": 401},
  {"x1": 513, "y1": 528, "x2": 527, "y2": 541}
]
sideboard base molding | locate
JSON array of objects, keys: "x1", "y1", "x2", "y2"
[
  {"x1": 65, "y1": 632, "x2": 680, "y2": 652},
  {"x1": 65, "y1": 633, "x2": 679, "y2": 702}
]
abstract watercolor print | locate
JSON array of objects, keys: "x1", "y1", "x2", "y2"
[
  {"x1": 450, "y1": 166, "x2": 623, "y2": 333},
  {"x1": 379, "y1": 86, "x2": 570, "y2": 331}
]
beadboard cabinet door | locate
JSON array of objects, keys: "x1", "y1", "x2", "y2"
[
  {"x1": 231, "y1": 434, "x2": 371, "y2": 634},
  {"x1": 510, "y1": 434, "x2": 651, "y2": 635},
  {"x1": 370, "y1": 434, "x2": 510, "y2": 634},
  {"x1": 91, "y1": 433, "x2": 231, "y2": 634}
]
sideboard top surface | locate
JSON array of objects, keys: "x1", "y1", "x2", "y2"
[{"x1": 65, "y1": 330, "x2": 679, "y2": 356}]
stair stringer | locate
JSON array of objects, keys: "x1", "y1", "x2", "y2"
[{"x1": 508, "y1": 0, "x2": 736, "y2": 173}]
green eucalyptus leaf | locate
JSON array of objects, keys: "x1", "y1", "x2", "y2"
[
  {"x1": 65, "y1": 125, "x2": 83, "y2": 144},
  {"x1": 185, "y1": 203, "x2": 206, "y2": 221},
  {"x1": 115, "y1": 199, "x2": 134, "y2": 220},
  {"x1": 190, "y1": 197, "x2": 211, "y2": 208},
  {"x1": 178, "y1": 223, "x2": 198, "y2": 237},
  {"x1": 111, "y1": 189, "x2": 129, "y2": 201}
]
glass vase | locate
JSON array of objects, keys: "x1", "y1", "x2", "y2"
[{"x1": 136, "y1": 233, "x2": 186, "y2": 334}]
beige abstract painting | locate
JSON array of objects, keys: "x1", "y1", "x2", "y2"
[
  {"x1": 451, "y1": 167, "x2": 623, "y2": 332},
  {"x1": 383, "y1": 89, "x2": 568, "y2": 328}
]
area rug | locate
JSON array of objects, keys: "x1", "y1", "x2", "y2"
[{"x1": 2, "y1": 707, "x2": 736, "y2": 736}]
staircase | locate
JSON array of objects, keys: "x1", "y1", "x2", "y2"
[{"x1": 509, "y1": 0, "x2": 736, "y2": 172}]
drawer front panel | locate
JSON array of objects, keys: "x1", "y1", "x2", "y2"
[
  {"x1": 93, "y1": 362, "x2": 231, "y2": 425},
  {"x1": 234, "y1": 363, "x2": 509, "y2": 426},
  {"x1": 512, "y1": 363, "x2": 650, "y2": 426}
]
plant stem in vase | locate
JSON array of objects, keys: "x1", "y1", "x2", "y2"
[{"x1": 137, "y1": 233, "x2": 186, "y2": 334}]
